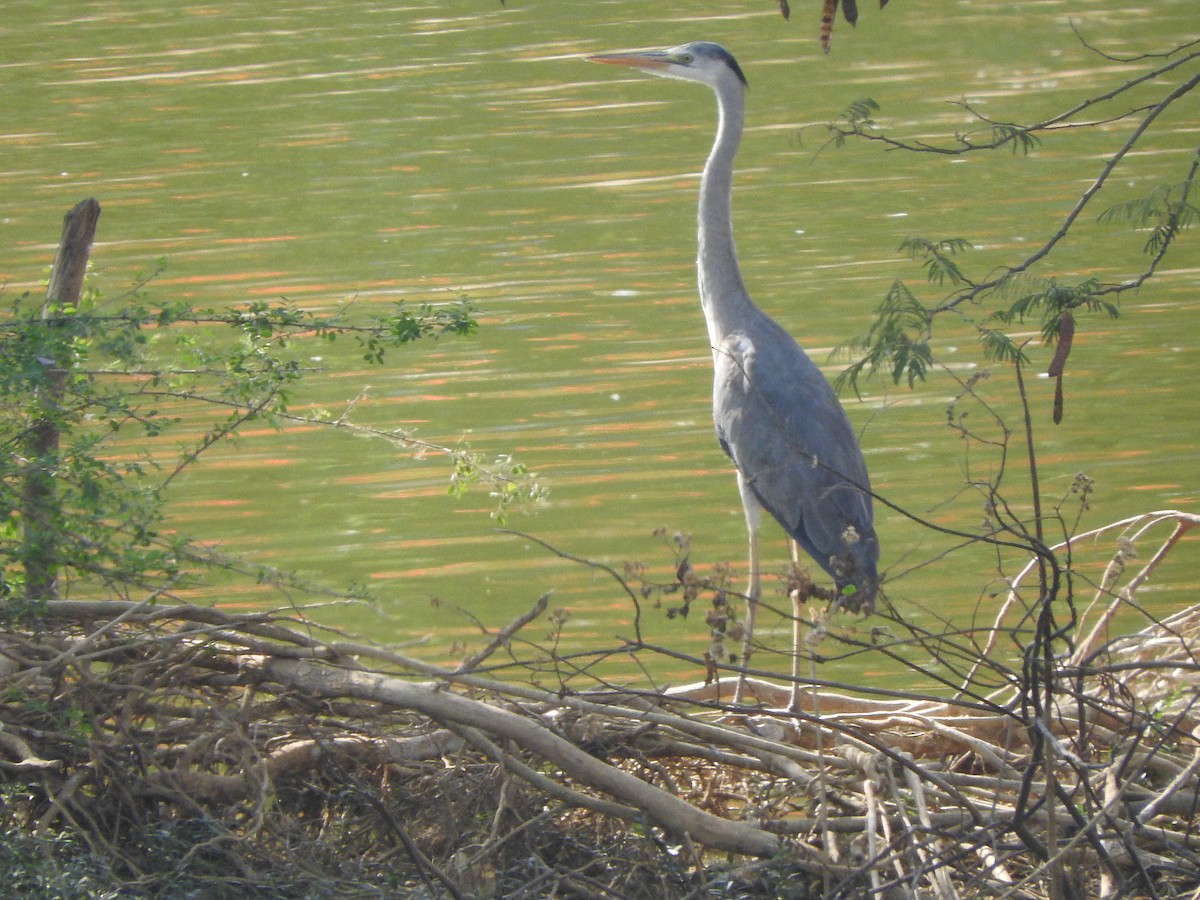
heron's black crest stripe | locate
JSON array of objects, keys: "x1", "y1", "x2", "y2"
[{"x1": 688, "y1": 41, "x2": 749, "y2": 87}]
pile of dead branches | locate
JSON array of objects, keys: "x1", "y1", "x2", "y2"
[
  {"x1": 0, "y1": 596, "x2": 1194, "y2": 897},
  {"x1": 0, "y1": 513, "x2": 1197, "y2": 897}
]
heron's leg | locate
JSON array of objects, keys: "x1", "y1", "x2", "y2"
[
  {"x1": 789, "y1": 539, "x2": 804, "y2": 712},
  {"x1": 732, "y1": 473, "x2": 762, "y2": 704}
]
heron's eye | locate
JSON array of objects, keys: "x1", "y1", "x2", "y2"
[{"x1": 678, "y1": 53, "x2": 694, "y2": 65}]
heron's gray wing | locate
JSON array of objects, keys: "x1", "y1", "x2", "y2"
[{"x1": 712, "y1": 327, "x2": 874, "y2": 584}]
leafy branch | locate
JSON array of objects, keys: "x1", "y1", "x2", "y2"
[
  {"x1": 2, "y1": 217, "x2": 538, "y2": 608},
  {"x1": 835, "y1": 278, "x2": 933, "y2": 392},
  {"x1": 834, "y1": 37, "x2": 1198, "y2": 395}
]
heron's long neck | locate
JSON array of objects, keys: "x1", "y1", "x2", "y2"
[{"x1": 697, "y1": 81, "x2": 753, "y2": 351}]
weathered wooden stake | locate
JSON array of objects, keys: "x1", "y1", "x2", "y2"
[{"x1": 22, "y1": 198, "x2": 101, "y2": 601}]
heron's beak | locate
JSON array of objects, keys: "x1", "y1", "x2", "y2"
[{"x1": 586, "y1": 50, "x2": 674, "y2": 72}]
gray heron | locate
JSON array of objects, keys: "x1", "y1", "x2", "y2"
[{"x1": 588, "y1": 42, "x2": 879, "y2": 703}]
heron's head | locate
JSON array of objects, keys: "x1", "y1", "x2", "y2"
[{"x1": 587, "y1": 41, "x2": 747, "y2": 92}]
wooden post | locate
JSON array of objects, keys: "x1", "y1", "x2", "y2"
[{"x1": 22, "y1": 198, "x2": 101, "y2": 601}]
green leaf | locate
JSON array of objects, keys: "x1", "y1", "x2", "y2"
[{"x1": 834, "y1": 279, "x2": 933, "y2": 393}]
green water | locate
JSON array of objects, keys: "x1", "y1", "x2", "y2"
[{"x1": 2, "y1": 1, "x2": 1197, "y2": 686}]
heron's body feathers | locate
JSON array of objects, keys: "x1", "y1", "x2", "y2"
[{"x1": 713, "y1": 320, "x2": 877, "y2": 604}]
